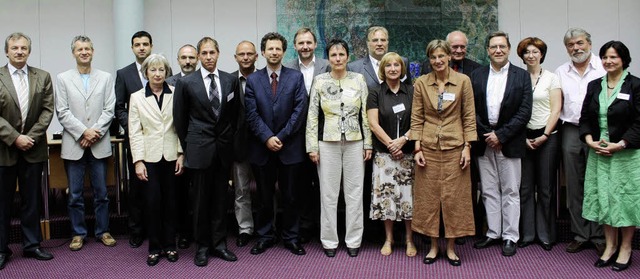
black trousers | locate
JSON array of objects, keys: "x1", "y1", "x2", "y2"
[
  {"x1": 125, "y1": 143, "x2": 145, "y2": 237},
  {"x1": 252, "y1": 155, "x2": 302, "y2": 243},
  {"x1": 175, "y1": 170, "x2": 192, "y2": 240},
  {"x1": 298, "y1": 158, "x2": 320, "y2": 234},
  {"x1": 144, "y1": 159, "x2": 177, "y2": 254},
  {"x1": 191, "y1": 156, "x2": 230, "y2": 250},
  {"x1": 0, "y1": 158, "x2": 43, "y2": 253}
]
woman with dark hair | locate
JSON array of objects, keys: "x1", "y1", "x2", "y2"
[
  {"x1": 580, "y1": 40, "x2": 640, "y2": 272},
  {"x1": 515, "y1": 37, "x2": 562, "y2": 251},
  {"x1": 410, "y1": 39, "x2": 476, "y2": 266},
  {"x1": 367, "y1": 52, "x2": 416, "y2": 257},
  {"x1": 129, "y1": 54, "x2": 185, "y2": 266},
  {"x1": 306, "y1": 39, "x2": 372, "y2": 258}
]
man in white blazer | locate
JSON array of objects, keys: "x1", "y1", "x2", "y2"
[{"x1": 55, "y1": 35, "x2": 116, "y2": 251}]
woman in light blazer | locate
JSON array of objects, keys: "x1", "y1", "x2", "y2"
[{"x1": 128, "y1": 54, "x2": 184, "y2": 266}]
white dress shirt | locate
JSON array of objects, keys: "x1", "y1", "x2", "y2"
[
  {"x1": 201, "y1": 67, "x2": 221, "y2": 102},
  {"x1": 486, "y1": 63, "x2": 510, "y2": 126},
  {"x1": 298, "y1": 57, "x2": 315, "y2": 94},
  {"x1": 369, "y1": 55, "x2": 382, "y2": 84},
  {"x1": 554, "y1": 53, "x2": 605, "y2": 125}
]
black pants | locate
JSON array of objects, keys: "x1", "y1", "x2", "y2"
[
  {"x1": 191, "y1": 157, "x2": 230, "y2": 250},
  {"x1": 125, "y1": 144, "x2": 145, "y2": 237},
  {"x1": 144, "y1": 159, "x2": 177, "y2": 254}
]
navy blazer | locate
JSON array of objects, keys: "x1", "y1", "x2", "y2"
[
  {"x1": 244, "y1": 66, "x2": 308, "y2": 166},
  {"x1": 114, "y1": 62, "x2": 143, "y2": 132},
  {"x1": 579, "y1": 74, "x2": 640, "y2": 148},
  {"x1": 173, "y1": 69, "x2": 243, "y2": 169},
  {"x1": 471, "y1": 64, "x2": 532, "y2": 158},
  {"x1": 347, "y1": 55, "x2": 412, "y2": 91}
]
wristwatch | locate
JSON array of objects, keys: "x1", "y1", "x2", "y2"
[
  {"x1": 403, "y1": 134, "x2": 410, "y2": 141},
  {"x1": 619, "y1": 140, "x2": 627, "y2": 149}
]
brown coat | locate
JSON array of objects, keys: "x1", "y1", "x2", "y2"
[{"x1": 409, "y1": 68, "x2": 477, "y2": 237}]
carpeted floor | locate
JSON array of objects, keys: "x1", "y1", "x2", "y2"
[{"x1": 0, "y1": 236, "x2": 636, "y2": 279}]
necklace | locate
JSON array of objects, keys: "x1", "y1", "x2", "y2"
[
  {"x1": 531, "y1": 68, "x2": 542, "y2": 92},
  {"x1": 607, "y1": 85, "x2": 615, "y2": 90}
]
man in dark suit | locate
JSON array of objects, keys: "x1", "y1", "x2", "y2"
[
  {"x1": 284, "y1": 27, "x2": 329, "y2": 243},
  {"x1": 0, "y1": 32, "x2": 54, "y2": 270},
  {"x1": 245, "y1": 32, "x2": 308, "y2": 256},
  {"x1": 174, "y1": 37, "x2": 243, "y2": 267},
  {"x1": 421, "y1": 30, "x2": 482, "y2": 76},
  {"x1": 230, "y1": 40, "x2": 258, "y2": 248},
  {"x1": 471, "y1": 31, "x2": 532, "y2": 257},
  {"x1": 347, "y1": 26, "x2": 411, "y2": 91},
  {"x1": 166, "y1": 44, "x2": 198, "y2": 86},
  {"x1": 114, "y1": 30, "x2": 153, "y2": 248}
]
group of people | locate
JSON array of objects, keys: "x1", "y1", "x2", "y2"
[{"x1": 0, "y1": 24, "x2": 638, "y2": 273}]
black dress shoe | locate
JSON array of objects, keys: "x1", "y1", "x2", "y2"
[
  {"x1": 236, "y1": 233, "x2": 251, "y2": 247},
  {"x1": 250, "y1": 240, "x2": 275, "y2": 255},
  {"x1": 447, "y1": 254, "x2": 461, "y2": 266},
  {"x1": 612, "y1": 252, "x2": 632, "y2": 272},
  {"x1": 347, "y1": 247, "x2": 359, "y2": 257},
  {"x1": 517, "y1": 241, "x2": 532, "y2": 248},
  {"x1": 454, "y1": 238, "x2": 466, "y2": 245},
  {"x1": 194, "y1": 247, "x2": 209, "y2": 267},
  {"x1": 177, "y1": 237, "x2": 191, "y2": 249},
  {"x1": 540, "y1": 241, "x2": 553, "y2": 251},
  {"x1": 211, "y1": 248, "x2": 237, "y2": 262},
  {"x1": 324, "y1": 248, "x2": 337, "y2": 257},
  {"x1": 423, "y1": 253, "x2": 439, "y2": 264},
  {"x1": 0, "y1": 254, "x2": 9, "y2": 270},
  {"x1": 147, "y1": 254, "x2": 160, "y2": 266},
  {"x1": 502, "y1": 240, "x2": 517, "y2": 257},
  {"x1": 565, "y1": 240, "x2": 587, "y2": 253},
  {"x1": 284, "y1": 242, "x2": 306, "y2": 255},
  {"x1": 165, "y1": 250, "x2": 179, "y2": 262},
  {"x1": 23, "y1": 248, "x2": 53, "y2": 261},
  {"x1": 473, "y1": 237, "x2": 499, "y2": 249},
  {"x1": 129, "y1": 235, "x2": 143, "y2": 248}
]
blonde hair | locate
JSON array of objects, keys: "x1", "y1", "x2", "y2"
[{"x1": 377, "y1": 52, "x2": 405, "y2": 81}]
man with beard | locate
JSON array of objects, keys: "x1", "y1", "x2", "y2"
[
  {"x1": 554, "y1": 28, "x2": 605, "y2": 255},
  {"x1": 166, "y1": 44, "x2": 198, "y2": 86}
]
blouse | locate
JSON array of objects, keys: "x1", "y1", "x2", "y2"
[{"x1": 367, "y1": 82, "x2": 414, "y2": 153}]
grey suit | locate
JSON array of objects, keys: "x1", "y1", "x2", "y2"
[
  {"x1": 347, "y1": 55, "x2": 412, "y2": 92},
  {"x1": 0, "y1": 64, "x2": 54, "y2": 254}
]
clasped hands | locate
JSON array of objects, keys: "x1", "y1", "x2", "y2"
[
  {"x1": 80, "y1": 128, "x2": 101, "y2": 149},
  {"x1": 587, "y1": 139, "x2": 624, "y2": 156}
]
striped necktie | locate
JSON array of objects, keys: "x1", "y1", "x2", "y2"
[
  {"x1": 209, "y1": 73, "x2": 220, "y2": 116},
  {"x1": 16, "y1": 69, "x2": 29, "y2": 129}
]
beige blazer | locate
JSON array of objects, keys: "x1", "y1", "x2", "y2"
[
  {"x1": 55, "y1": 68, "x2": 115, "y2": 160},
  {"x1": 128, "y1": 85, "x2": 182, "y2": 164},
  {"x1": 410, "y1": 69, "x2": 477, "y2": 150}
]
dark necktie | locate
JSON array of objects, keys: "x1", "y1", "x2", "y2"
[
  {"x1": 452, "y1": 63, "x2": 460, "y2": 72},
  {"x1": 271, "y1": 72, "x2": 278, "y2": 96},
  {"x1": 209, "y1": 73, "x2": 220, "y2": 116}
]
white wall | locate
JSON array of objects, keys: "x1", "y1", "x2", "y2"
[{"x1": 0, "y1": 0, "x2": 638, "y2": 133}]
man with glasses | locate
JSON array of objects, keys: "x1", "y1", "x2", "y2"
[
  {"x1": 421, "y1": 30, "x2": 482, "y2": 76},
  {"x1": 470, "y1": 31, "x2": 532, "y2": 257}
]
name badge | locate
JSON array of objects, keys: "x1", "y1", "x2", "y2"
[
  {"x1": 443, "y1": 92, "x2": 456, "y2": 101},
  {"x1": 617, "y1": 93, "x2": 630, "y2": 101},
  {"x1": 227, "y1": 92, "x2": 235, "y2": 102},
  {"x1": 392, "y1": 103, "x2": 406, "y2": 114},
  {"x1": 342, "y1": 89, "x2": 357, "y2": 98}
]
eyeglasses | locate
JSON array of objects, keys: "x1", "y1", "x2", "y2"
[{"x1": 488, "y1": 45, "x2": 508, "y2": 51}]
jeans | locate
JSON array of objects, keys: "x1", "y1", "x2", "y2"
[{"x1": 65, "y1": 150, "x2": 110, "y2": 237}]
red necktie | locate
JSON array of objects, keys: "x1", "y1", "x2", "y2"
[
  {"x1": 271, "y1": 72, "x2": 278, "y2": 96},
  {"x1": 452, "y1": 63, "x2": 459, "y2": 72}
]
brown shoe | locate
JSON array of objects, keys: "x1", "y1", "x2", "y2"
[
  {"x1": 69, "y1": 236, "x2": 84, "y2": 251},
  {"x1": 566, "y1": 240, "x2": 587, "y2": 253},
  {"x1": 98, "y1": 233, "x2": 117, "y2": 247},
  {"x1": 593, "y1": 242, "x2": 606, "y2": 256}
]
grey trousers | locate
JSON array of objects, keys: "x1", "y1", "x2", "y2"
[{"x1": 233, "y1": 161, "x2": 254, "y2": 235}]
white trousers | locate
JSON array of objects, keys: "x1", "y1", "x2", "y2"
[
  {"x1": 477, "y1": 147, "x2": 521, "y2": 242},
  {"x1": 233, "y1": 160, "x2": 254, "y2": 234},
  {"x1": 318, "y1": 140, "x2": 364, "y2": 249}
]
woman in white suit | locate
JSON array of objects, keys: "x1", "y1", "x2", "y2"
[{"x1": 128, "y1": 54, "x2": 184, "y2": 266}]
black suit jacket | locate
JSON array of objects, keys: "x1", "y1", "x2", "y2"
[
  {"x1": 579, "y1": 74, "x2": 640, "y2": 148},
  {"x1": 230, "y1": 70, "x2": 253, "y2": 162},
  {"x1": 347, "y1": 55, "x2": 412, "y2": 92},
  {"x1": 114, "y1": 62, "x2": 143, "y2": 132},
  {"x1": 173, "y1": 69, "x2": 243, "y2": 169},
  {"x1": 421, "y1": 58, "x2": 482, "y2": 77},
  {"x1": 471, "y1": 64, "x2": 532, "y2": 158}
]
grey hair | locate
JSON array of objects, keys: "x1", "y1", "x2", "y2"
[
  {"x1": 4, "y1": 32, "x2": 31, "y2": 54},
  {"x1": 70, "y1": 35, "x2": 93, "y2": 52},
  {"x1": 141, "y1": 53, "x2": 171, "y2": 79},
  {"x1": 563, "y1": 28, "x2": 592, "y2": 46}
]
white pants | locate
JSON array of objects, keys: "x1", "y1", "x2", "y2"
[
  {"x1": 318, "y1": 140, "x2": 364, "y2": 249},
  {"x1": 233, "y1": 160, "x2": 254, "y2": 234},
  {"x1": 477, "y1": 147, "x2": 521, "y2": 242}
]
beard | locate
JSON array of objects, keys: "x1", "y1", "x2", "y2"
[{"x1": 570, "y1": 51, "x2": 590, "y2": 64}]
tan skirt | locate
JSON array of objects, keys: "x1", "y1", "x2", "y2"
[{"x1": 411, "y1": 146, "x2": 475, "y2": 238}]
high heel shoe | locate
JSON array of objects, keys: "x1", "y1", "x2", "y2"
[
  {"x1": 594, "y1": 250, "x2": 617, "y2": 268},
  {"x1": 612, "y1": 252, "x2": 633, "y2": 272}
]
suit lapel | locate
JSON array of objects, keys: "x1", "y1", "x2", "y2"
[
  {"x1": 363, "y1": 58, "x2": 378, "y2": 84},
  {"x1": 161, "y1": 93, "x2": 172, "y2": 114},
  {"x1": 71, "y1": 70, "x2": 90, "y2": 99},
  {"x1": 500, "y1": 67, "x2": 516, "y2": 111},
  {"x1": 259, "y1": 70, "x2": 274, "y2": 101},
  {"x1": 0, "y1": 66, "x2": 20, "y2": 109}
]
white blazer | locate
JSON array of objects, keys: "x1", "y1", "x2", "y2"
[
  {"x1": 55, "y1": 68, "x2": 115, "y2": 160},
  {"x1": 128, "y1": 85, "x2": 182, "y2": 164}
]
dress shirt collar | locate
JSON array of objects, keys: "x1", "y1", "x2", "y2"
[
  {"x1": 8, "y1": 63, "x2": 28, "y2": 76},
  {"x1": 424, "y1": 69, "x2": 464, "y2": 87},
  {"x1": 298, "y1": 56, "x2": 316, "y2": 69},
  {"x1": 266, "y1": 66, "x2": 282, "y2": 81},
  {"x1": 490, "y1": 62, "x2": 510, "y2": 74},
  {"x1": 237, "y1": 68, "x2": 257, "y2": 79},
  {"x1": 201, "y1": 67, "x2": 219, "y2": 80},
  {"x1": 381, "y1": 81, "x2": 410, "y2": 95},
  {"x1": 565, "y1": 53, "x2": 600, "y2": 75},
  {"x1": 144, "y1": 81, "x2": 172, "y2": 97}
]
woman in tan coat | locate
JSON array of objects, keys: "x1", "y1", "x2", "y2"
[{"x1": 410, "y1": 39, "x2": 477, "y2": 266}]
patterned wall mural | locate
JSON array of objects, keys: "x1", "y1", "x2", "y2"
[{"x1": 277, "y1": 0, "x2": 498, "y2": 80}]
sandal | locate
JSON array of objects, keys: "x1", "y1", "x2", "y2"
[
  {"x1": 406, "y1": 241, "x2": 417, "y2": 257},
  {"x1": 147, "y1": 254, "x2": 160, "y2": 266},
  {"x1": 380, "y1": 241, "x2": 393, "y2": 256}
]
